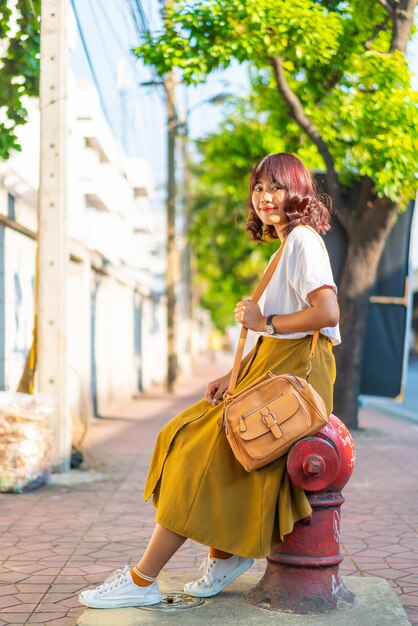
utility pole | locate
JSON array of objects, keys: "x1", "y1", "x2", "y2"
[
  {"x1": 180, "y1": 98, "x2": 193, "y2": 365},
  {"x1": 38, "y1": 0, "x2": 71, "y2": 470},
  {"x1": 162, "y1": 0, "x2": 178, "y2": 392},
  {"x1": 165, "y1": 69, "x2": 177, "y2": 392}
]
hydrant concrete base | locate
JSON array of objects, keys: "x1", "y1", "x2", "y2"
[{"x1": 76, "y1": 572, "x2": 411, "y2": 626}]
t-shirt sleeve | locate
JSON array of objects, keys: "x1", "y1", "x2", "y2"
[{"x1": 286, "y1": 229, "x2": 337, "y2": 304}]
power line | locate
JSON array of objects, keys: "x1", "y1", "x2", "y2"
[
  {"x1": 98, "y1": 0, "x2": 135, "y2": 56},
  {"x1": 72, "y1": 0, "x2": 167, "y2": 160},
  {"x1": 126, "y1": 0, "x2": 149, "y2": 37},
  {"x1": 94, "y1": 0, "x2": 162, "y2": 154},
  {"x1": 122, "y1": 0, "x2": 167, "y2": 107},
  {"x1": 95, "y1": 0, "x2": 165, "y2": 109},
  {"x1": 70, "y1": 0, "x2": 113, "y2": 128},
  {"x1": 86, "y1": 0, "x2": 118, "y2": 89},
  {"x1": 97, "y1": 0, "x2": 148, "y2": 89}
]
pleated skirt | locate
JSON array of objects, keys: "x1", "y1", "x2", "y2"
[{"x1": 144, "y1": 334, "x2": 336, "y2": 559}]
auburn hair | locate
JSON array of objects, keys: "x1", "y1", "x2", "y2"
[{"x1": 245, "y1": 153, "x2": 332, "y2": 241}]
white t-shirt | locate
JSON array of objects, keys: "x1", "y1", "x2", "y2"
[{"x1": 258, "y1": 225, "x2": 341, "y2": 345}]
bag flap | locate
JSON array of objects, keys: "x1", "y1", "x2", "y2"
[{"x1": 238, "y1": 393, "x2": 300, "y2": 440}]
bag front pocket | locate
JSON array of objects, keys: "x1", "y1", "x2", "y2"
[{"x1": 234, "y1": 392, "x2": 311, "y2": 460}]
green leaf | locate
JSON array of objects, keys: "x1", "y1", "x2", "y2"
[
  {"x1": 0, "y1": 0, "x2": 40, "y2": 158},
  {"x1": 134, "y1": 0, "x2": 418, "y2": 328}
]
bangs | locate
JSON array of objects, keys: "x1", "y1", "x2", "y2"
[{"x1": 252, "y1": 154, "x2": 288, "y2": 190}]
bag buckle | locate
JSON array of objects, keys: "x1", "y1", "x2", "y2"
[{"x1": 262, "y1": 409, "x2": 283, "y2": 438}]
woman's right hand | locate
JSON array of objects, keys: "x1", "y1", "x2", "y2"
[{"x1": 205, "y1": 373, "x2": 231, "y2": 406}]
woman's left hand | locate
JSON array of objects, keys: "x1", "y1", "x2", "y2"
[{"x1": 234, "y1": 300, "x2": 266, "y2": 332}]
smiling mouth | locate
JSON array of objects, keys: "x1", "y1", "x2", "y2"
[{"x1": 261, "y1": 205, "x2": 276, "y2": 211}]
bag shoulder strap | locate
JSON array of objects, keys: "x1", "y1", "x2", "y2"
[{"x1": 227, "y1": 226, "x2": 320, "y2": 395}]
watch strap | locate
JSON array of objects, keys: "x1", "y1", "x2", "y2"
[{"x1": 266, "y1": 314, "x2": 275, "y2": 327}]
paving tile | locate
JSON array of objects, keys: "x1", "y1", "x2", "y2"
[
  {"x1": 24, "y1": 575, "x2": 60, "y2": 584},
  {"x1": 0, "y1": 584, "x2": 19, "y2": 597},
  {"x1": 15, "y1": 592, "x2": 49, "y2": 604},
  {"x1": 0, "y1": 614, "x2": 29, "y2": 624},
  {"x1": 349, "y1": 558, "x2": 388, "y2": 569},
  {"x1": 46, "y1": 583, "x2": 86, "y2": 593},
  {"x1": 3, "y1": 563, "x2": 50, "y2": 575},
  {"x1": 26, "y1": 612, "x2": 69, "y2": 623},
  {"x1": 406, "y1": 609, "x2": 418, "y2": 619},
  {"x1": 77, "y1": 563, "x2": 116, "y2": 574},
  {"x1": 0, "y1": 572, "x2": 29, "y2": 583},
  {"x1": 1, "y1": 363, "x2": 418, "y2": 622},
  {"x1": 58, "y1": 567, "x2": 89, "y2": 576},
  {"x1": 31, "y1": 618, "x2": 78, "y2": 626},
  {"x1": 401, "y1": 569, "x2": 418, "y2": 576},
  {"x1": 39, "y1": 591, "x2": 74, "y2": 602},
  {"x1": 56, "y1": 575, "x2": 89, "y2": 584},
  {"x1": 402, "y1": 589, "x2": 418, "y2": 597},
  {"x1": 16, "y1": 583, "x2": 51, "y2": 594},
  {"x1": 50, "y1": 595, "x2": 81, "y2": 609},
  {"x1": 36, "y1": 600, "x2": 81, "y2": 612},
  {"x1": 0, "y1": 595, "x2": 20, "y2": 609},
  {"x1": 2, "y1": 602, "x2": 37, "y2": 613},
  {"x1": 22, "y1": 556, "x2": 69, "y2": 566},
  {"x1": 0, "y1": 547, "x2": 26, "y2": 558},
  {"x1": 397, "y1": 575, "x2": 418, "y2": 586},
  {"x1": 18, "y1": 549, "x2": 66, "y2": 559}
]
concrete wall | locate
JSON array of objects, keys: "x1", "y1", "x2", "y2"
[
  {"x1": 93, "y1": 272, "x2": 136, "y2": 413},
  {"x1": 0, "y1": 219, "x2": 170, "y2": 414}
]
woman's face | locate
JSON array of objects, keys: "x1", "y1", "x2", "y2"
[{"x1": 252, "y1": 174, "x2": 289, "y2": 236}]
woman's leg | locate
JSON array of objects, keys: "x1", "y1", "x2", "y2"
[
  {"x1": 79, "y1": 523, "x2": 187, "y2": 608},
  {"x1": 209, "y1": 548, "x2": 233, "y2": 559},
  {"x1": 133, "y1": 523, "x2": 187, "y2": 579}
]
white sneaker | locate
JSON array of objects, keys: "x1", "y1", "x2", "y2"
[
  {"x1": 79, "y1": 565, "x2": 162, "y2": 608},
  {"x1": 184, "y1": 555, "x2": 254, "y2": 598}
]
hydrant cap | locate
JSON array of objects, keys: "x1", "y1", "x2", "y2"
[
  {"x1": 287, "y1": 438, "x2": 339, "y2": 491},
  {"x1": 287, "y1": 414, "x2": 356, "y2": 492}
]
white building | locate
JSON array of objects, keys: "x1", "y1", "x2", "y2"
[{"x1": 0, "y1": 78, "x2": 172, "y2": 418}]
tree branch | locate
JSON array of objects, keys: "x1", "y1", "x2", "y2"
[
  {"x1": 314, "y1": 70, "x2": 343, "y2": 105},
  {"x1": 269, "y1": 56, "x2": 343, "y2": 212},
  {"x1": 375, "y1": 0, "x2": 396, "y2": 18},
  {"x1": 365, "y1": 19, "x2": 390, "y2": 50},
  {"x1": 375, "y1": 0, "x2": 417, "y2": 53}
]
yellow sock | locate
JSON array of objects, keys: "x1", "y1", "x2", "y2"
[
  {"x1": 209, "y1": 547, "x2": 233, "y2": 560},
  {"x1": 130, "y1": 566, "x2": 156, "y2": 587}
]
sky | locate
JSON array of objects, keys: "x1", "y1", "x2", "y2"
[
  {"x1": 69, "y1": 1, "x2": 418, "y2": 207},
  {"x1": 69, "y1": 0, "x2": 249, "y2": 198}
]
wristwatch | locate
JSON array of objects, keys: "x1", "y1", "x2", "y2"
[{"x1": 264, "y1": 314, "x2": 276, "y2": 335}]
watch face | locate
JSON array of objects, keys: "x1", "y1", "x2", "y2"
[{"x1": 265, "y1": 324, "x2": 275, "y2": 335}]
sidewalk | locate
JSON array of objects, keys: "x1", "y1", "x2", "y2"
[{"x1": 1, "y1": 353, "x2": 418, "y2": 625}]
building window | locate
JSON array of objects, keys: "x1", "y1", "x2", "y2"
[{"x1": 7, "y1": 193, "x2": 15, "y2": 220}]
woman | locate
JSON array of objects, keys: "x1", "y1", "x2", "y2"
[{"x1": 79, "y1": 153, "x2": 341, "y2": 609}]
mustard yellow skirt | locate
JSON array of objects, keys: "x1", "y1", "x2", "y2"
[{"x1": 144, "y1": 334, "x2": 336, "y2": 559}]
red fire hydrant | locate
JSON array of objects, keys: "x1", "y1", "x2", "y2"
[{"x1": 247, "y1": 414, "x2": 356, "y2": 613}]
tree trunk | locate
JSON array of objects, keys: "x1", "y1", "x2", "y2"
[
  {"x1": 390, "y1": 0, "x2": 417, "y2": 53},
  {"x1": 333, "y1": 197, "x2": 399, "y2": 429}
]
